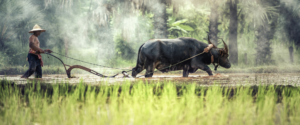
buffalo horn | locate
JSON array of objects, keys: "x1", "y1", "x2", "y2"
[
  {"x1": 207, "y1": 35, "x2": 217, "y2": 48},
  {"x1": 221, "y1": 39, "x2": 228, "y2": 54}
]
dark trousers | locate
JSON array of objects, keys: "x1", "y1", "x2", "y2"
[{"x1": 22, "y1": 53, "x2": 42, "y2": 78}]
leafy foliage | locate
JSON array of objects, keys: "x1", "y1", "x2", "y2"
[
  {"x1": 168, "y1": 16, "x2": 194, "y2": 37},
  {"x1": 114, "y1": 34, "x2": 135, "y2": 61}
]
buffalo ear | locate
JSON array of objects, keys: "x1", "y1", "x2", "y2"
[{"x1": 219, "y1": 49, "x2": 224, "y2": 56}]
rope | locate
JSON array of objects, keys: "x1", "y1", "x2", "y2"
[
  {"x1": 50, "y1": 51, "x2": 132, "y2": 72},
  {"x1": 136, "y1": 51, "x2": 206, "y2": 78}
]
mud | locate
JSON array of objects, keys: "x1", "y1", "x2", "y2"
[{"x1": 1, "y1": 73, "x2": 300, "y2": 86}]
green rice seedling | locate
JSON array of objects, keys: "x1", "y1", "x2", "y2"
[
  {"x1": 0, "y1": 80, "x2": 300, "y2": 125},
  {"x1": 282, "y1": 86, "x2": 300, "y2": 124}
]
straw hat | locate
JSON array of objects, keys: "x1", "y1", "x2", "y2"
[{"x1": 28, "y1": 24, "x2": 46, "y2": 33}]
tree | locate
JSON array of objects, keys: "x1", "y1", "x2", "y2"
[
  {"x1": 254, "y1": 0, "x2": 279, "y2": 65},
  {"x1": 280, "y1": 0, "x2": 300, "y2": 49},
  {"x1": 208, "y1": 0, "x2": 221, "y2": 46},
  {"x1": 225, "y1": 0, "x2": 278, "y2": 65},
  {"x1": 228, "y1": 0, "x2": 238, "y2": 65}
]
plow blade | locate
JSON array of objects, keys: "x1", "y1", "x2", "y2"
[{"x1": 66, "y1": 65, "x2": 118, "y2": 78}]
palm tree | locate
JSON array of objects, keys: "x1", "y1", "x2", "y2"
[
  {"x1": 208, "y1": 0, "x2": 221, "y2": 46},
  {"x1": 255, "y1": 0, "x2": 279, "y2": 65},
  {"x1": 228, "y1": 0, "x2": 238, "y2": 65},
  {"x1": 224, "y1": 0, "x2": 278, "y2": 65},
  {"x1": 280, "y1": 0, "x2": 300, "y2": 49},
  {"x1": 238, "y1": 0, "x2": 278, "y2": 65}
]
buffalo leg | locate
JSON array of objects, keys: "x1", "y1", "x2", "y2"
[
  {"x1": 145, "y1": 61, "x2": 155, "y2": 78},
  {"x1": 132, "y1": 66, "x2": 144, "y2": 78},
  {"x1": 197, "y1": 64, "x2": 213, "y2": 76},
  {"x1": 182, "y1": 65, "x2": 190, "y2": 77}
]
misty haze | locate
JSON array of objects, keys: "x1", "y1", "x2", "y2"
[{"x1": 0, "y1": 0, "x2": 300, "y2": 124}]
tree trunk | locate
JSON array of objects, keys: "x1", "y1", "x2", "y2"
[
  {"x1": 208, "y1": 1, "x2": 219, "y2": 46},
  {"x1": 289, "y1": 46, "x2": 294, "y2": 63},
  {"x1": 228, "y1": 0, "x2": 238, "y2": 65},
  {"x1": 255, "y1": 21, "x2": 270, "y2": 65},
  {"x1": 153, "y1": 0, "x2": 168, "y2": 39}
]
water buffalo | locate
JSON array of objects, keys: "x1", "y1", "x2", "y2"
[{"x1": 132, "y1": 37, "x2": 231, "y2": 77}]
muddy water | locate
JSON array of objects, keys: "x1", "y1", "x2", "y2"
[{"x1": 1, "y1": 73, "x2": 300, "y2": 86}]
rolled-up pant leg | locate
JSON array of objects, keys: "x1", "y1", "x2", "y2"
[{"x1": 35, "y1": 64, "x2": 42, "y2": 78}]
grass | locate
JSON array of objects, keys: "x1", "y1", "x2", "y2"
[{"x1": 0, "y1": 79, "x2": 300, "y2": 124}]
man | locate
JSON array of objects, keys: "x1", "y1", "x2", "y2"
[{"x1": 21, "y1": 24, "x2": 52, "y2": 78}]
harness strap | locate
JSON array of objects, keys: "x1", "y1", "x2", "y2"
[
  {"x1": 210, "y1": 51, "x2": 219, "y2": 71},
  {"x1": 210, "y1": 52, "x2": 214, "y2": 64}
]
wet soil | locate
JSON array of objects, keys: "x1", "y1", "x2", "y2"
[{"x1": 1, "y1": 73, "x2": 300, "y2": 86}]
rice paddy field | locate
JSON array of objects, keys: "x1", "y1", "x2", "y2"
[{"x1": 1, "y1": 73, "x2": 300, "y2": 125}]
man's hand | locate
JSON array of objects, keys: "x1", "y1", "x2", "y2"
[{"x1": 44, "y1": 49, "x2": 52, "y2": 53}]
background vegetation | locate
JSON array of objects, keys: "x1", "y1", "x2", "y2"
[{"x1": 1, "y1": 0, "x2": 300, "y2": 73}]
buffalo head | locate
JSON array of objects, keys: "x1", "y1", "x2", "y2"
[{"x1": 208, "y1": 37, "x2": 231, "y2": 68}]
